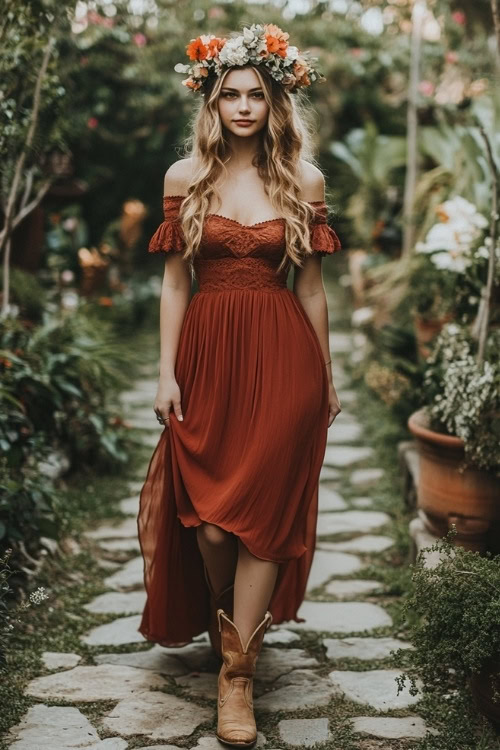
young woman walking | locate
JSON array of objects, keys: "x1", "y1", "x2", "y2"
[{"x1": 137, "y1": 23, "x2": 342, "y2": 748}]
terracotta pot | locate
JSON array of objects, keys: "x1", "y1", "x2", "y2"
[
  {"x1": 469, "y1": 652, "x2": 500, "y2": 728},
  {"x1": 413, "y1": 311, "x2": 454, "y2": 359},
  {"x1": 408, "y1": 407, "x2": 500, "y2": 553}
]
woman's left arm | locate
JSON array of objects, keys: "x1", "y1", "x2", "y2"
[{"x1": 293, "y1": 165, "x2": 342, "y2": 426}]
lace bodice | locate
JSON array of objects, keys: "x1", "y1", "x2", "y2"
[{"x1": 148, "y1": 194, "x2": 342, "y2": 292}]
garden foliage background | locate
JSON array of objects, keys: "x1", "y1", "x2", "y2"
[{"x1": 0, "y1": 0, "x2": 499, "y2": 702}]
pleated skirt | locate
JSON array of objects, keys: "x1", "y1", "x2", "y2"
[{"x1": 137, "y1": 287, "x2": 329, "y2": 646}]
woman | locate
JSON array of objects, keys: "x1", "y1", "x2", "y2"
[{"x1": 138, "y1": 23, "x2": 342, "y2": 748}]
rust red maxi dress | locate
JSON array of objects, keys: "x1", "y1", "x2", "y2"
[{"x1": 137, "y1": 194, "x2": 342, "y2": 646}]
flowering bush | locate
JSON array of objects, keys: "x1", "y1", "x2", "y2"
[{"x1": 421, "y1": 323, "x2": 500, "y2": 474}]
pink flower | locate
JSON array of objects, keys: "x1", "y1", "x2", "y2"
[
  {"x1": 349, "y1": 47, "x2": 363, "y2": 57},
  {"x1": 87, "y1": 117, "x2": 99, "y2": 129},
  {"x1": 418, "y1": 80, "x2": 435, "y2": 97},
  {"x1": 451, "y1": 11, "x2": 466, "y2": 25},
  {"x1": 445, "y1": 51, "x2": 458, "y2": 64},
  {"x1": 133, "y1": 33, "x2": 147, "y2": 47}
]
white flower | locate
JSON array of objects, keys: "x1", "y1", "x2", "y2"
[
  {"x1": 29, "y1": 587, "x2": 49, "y2": 605},
  {"x1": 286, "y1": 45, "x2": 300, "y2": 61},
  {"x1": 430, "y1": 251, "x2": 469, "y2": 273},
  {"x1": 174, "y1": 63, "x2": 190, "y2": 73},
  {"x1": 219, "y1": 37, "x2": 250, "y2": 66}
]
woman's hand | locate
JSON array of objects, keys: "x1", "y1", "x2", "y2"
[
  {"x1": 327, "y1": 382, "x2": 342, "y2": 427},
  {"x1": 154, "y1": 377, "x2": 184, "y2": 428}
]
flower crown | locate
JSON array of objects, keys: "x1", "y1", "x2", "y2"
[{"x1": 174, "y1": 23, "x2": 325, "y2": 94}]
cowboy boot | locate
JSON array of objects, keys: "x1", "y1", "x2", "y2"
[
  {"x1": 216, "y1": 608, "x2": 273, "y2": 747},
  {"x1": 203, "y1": 564, "x2": 234, "y2": 659}
]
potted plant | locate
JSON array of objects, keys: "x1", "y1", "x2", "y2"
[
  {"x1": 409, "y1": 322, "x2": 500, "y2": 552},
  {"x1": 408, "y1": 196, "x2": 489, "y2": 358},
  {"x1": 393, "y1": 528, "x2": 500, "y2": 731}
]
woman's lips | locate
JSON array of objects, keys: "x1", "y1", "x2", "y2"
[{"x1": 233, "y1": 120, "x2": 254, "y2": 126}]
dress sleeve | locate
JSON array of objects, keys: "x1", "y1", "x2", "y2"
[
  {"x1": 148, "y1": 195, "x2": 185, "y2": 254},
  {"x1": 309, "y1": 201, "x2": 342, "y2": 256}
]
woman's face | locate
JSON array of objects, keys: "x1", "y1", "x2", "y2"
[{"x1": 217, "y1": 67, "x2": 269, "y2": 137}]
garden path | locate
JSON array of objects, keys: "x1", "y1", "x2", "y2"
[{"x1": 7, "y1": 272, "x2": 435, "y2": 750}]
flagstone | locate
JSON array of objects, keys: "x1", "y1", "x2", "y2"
[
  {"x1": 329, "y1": 669, "x2": 422, "y2": 710},
  {"x1": 119, "y1": 496, "x2": 140, "y2": 515},
  {"x1": 98, "y1": 537, "x2": 140, "y2": 553},
  {"x1": 350, "y1": 497, "x2": 373, "y2": 509},
  {"x1": 94, "y1": 646, "x2": 188, "y2": 676},
  {"x1": 317, "y1": 534, "x2": 394, "y2": 554},
  {"x1": 264, "y1": 628, "x2": 301, "y2": 646},
  {"x1": 293, "y1": 601, "x2": 392, "y2": 633},
  {"x1": 324, "y1": 636, "x2": 413, "y2": 661},
  {"x1": 319, "y1": 466, "x2": 341, "y2": 481},
  {"x1": 176, "y1": 671, "x2": 218, "y2": 699},
  {"x1": 318, "y1": 486, "x2": 347, "y2": 512},
  {"x1": 254, "y1": 670, "x2": 333, "y2": 712},
  {"x1": 256, "y1": 648, "x2": 319, "y2": 681},
  {"x1": 81, "y1": 614, "x2": 145, "y2": 646},
  {"x1": 190, "y1": 733, "x2": 266, "y2": 749},
  {"x1": 327, "y1": 420, "x2": 362, "y2": 444},
  {"x1": 83, "y1": 591, "x2": 146, "y2": 615},
  {"x1": 25, "y1": 664, "x2": 163, "y2": 702},
  {"x1": 278, "y1": 718, "x2": 331, "y2": 747},
  {"x1": 142, "y1": 432, "x2": 162, "y2": 448},
  {"x1": 85, "y1": 518, "x2": 138, "y2": 540},
  {"x1": 7, "y1": 705, "x2": 128, "y2": 750},
  {"x1": 325, "y1": 579, "x2": 383, "y2": 598},
  {"x1": 101, "y1": 691, "x2": 214, "y2": 741},
  {"x1": 41, "y1": 651, "x2": 81, "y2": 670},
  {"x1": 323, "y1": 445, "x2": 374, "y2": 467},
  {"x1": 104, "y1": 556, "x2": 144, "y2": 590},
  {"x1": 350, "y1": 467, "x2": 384, "y2": 485},
  {"x1": 352, "y1": 716, "x2": 433, "y2": 739},
  {"x1": 306, "y1": 550, "x2": 362, "y2": 591},
  {"x1": 317, "y1": 510, "x2": 390, "y2": 536}
]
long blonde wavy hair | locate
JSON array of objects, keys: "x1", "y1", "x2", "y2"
[{"x1": 176, "y1": 63, "x2": 327, "y2": 273}]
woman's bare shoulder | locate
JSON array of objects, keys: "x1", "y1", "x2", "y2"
[
  {"x1": 297, "y1": 159, "x2": 325, "y2": 202},
  {"x1": 163, "y1": 158, "x2": 194, "y2": 197}
]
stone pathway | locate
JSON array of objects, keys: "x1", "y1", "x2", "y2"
[{"x1": 6, "y1": 275, "x2": 433, "y2": 749}]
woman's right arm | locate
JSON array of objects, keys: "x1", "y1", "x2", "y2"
[{"x1": 154, "y1": 161, "x2": 192, "y2": 426}]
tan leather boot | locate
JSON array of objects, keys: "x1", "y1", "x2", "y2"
[
  {"x1": 216, "y1": 608, "x2": 273, "y2": 747},
  {"x1": 203, "y1": 564, "x2": 234, "y2": 659}
]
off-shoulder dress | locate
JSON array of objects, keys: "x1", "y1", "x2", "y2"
[{"x1": 137, "y1": 194, "x2": 342, "y2": 646}]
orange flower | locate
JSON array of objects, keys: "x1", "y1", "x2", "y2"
[
  {"x1": 436, "y1": 204, "x2": 450, "y2": 223},
  {"x1": 0, "y1": 357, "x2": 12, "y2": 368},
  {"x1": 186, "y1": 37, "x2": 208, "y2": 61},
  {"x1": 207, "y1": 37, "x2": 225, "y2": 58},
  {"x1": 184, "y1": 78, "x2": 202, "y2": 90},
  {"x1": 264, "y1": 23, "x2": 289, "y2": 58}
]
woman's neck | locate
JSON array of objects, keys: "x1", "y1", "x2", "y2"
[{"x1": 224, "y1": 132, "x2": 261, "y2": 171}]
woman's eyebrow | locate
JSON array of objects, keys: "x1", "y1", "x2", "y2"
[{"x1": 221, "y1": 87, "x2": 263, "y2": 92}]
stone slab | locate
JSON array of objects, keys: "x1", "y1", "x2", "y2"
[
  {"x1": 25, "y1": 664, "x2": 164, "y2": 702},
  {"x1": 85, "y1": 518, "x2": 138, "y2": 540},
  {"x1": 327, "y1": 421, "x2": 362, "y2": 444},
  {"x1": 83, "y1": 591, "x2": 146, "y2": 615},
  {"x1": 350, "y1": 467, "x2": 384, "y2": 486},
  {"x1": 294, "y1": 601, "x2": 392, "y2": 634},
  {"x1": 81, "y1": 614, "x2": 145, "y2": 646},
  {"x1": 7, "y1": 704, "x2": 128, "y2": 750},
  {"x1": 256, "y1": 648, "x2": 319, "y2": 682},
  {"x1": 351, "y1": 715, "x2": 431, "y2": 739},
  {"x1": 317, "y1": 510, "x2": 390, "y2": 537},
  {"x1": 325, "y1": 579, "x2": 382, "y2": 598},
  {"x1": 176, "y1": 671, "x2": 218, "y2": 699},
  {"x1": 94, "y1": 646, "x2": 188, "y2": 676},
  {"x1": 101, "y1": 691, "x2": 214, "y2": 741},
  {"x1": 318, "y1": 486, "x2": 347, "y2": 512},
  {"x1": 350, "y1": 497, "x2": 374, "y2": 509},
  {"x1": 329, "y1": 669, "x2": 423, "y2": 710},
  {"x1": 278, "y1": 718, "x2": 330, "y2": 747},
  {"x1": 317, "y1": 535, "x2": 394, "y2": 554},
  {"x1": 307, "y1": 550, "x2": 362, "y2": 591},
  {"x1": 41, "y1": 652, "x2": 81, "y2": 671},
  {"x1": 104, "y1": 556, "x2": 144, "y2": 590},
  {"x1": 254, "y1": 670, "x2": 333, "y2": 712},
  {"x1": 323, "y1": 445, "x2": 374, "y2": 467},
  {"x1": 157, "y1": 642, "x2": 216, "y2": 672},
  {"x1": 190, "y1": 733, "x2": 266, "y2": 749},
  {"x1": 264, "y1": 628, "x2": 301, "y2": 646},
  {"x1": 324, "y1": 636, "x2": 413, "y2": 661},
  {"x1": 119, "y1": 496, "x2": 139, "y2": 515},
  {"x1": 319, "y1": 466, "x2": 341, "y2": 481},
  {"x1": 98, "y1": 537, "x2": 141, "y2": 553}
]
